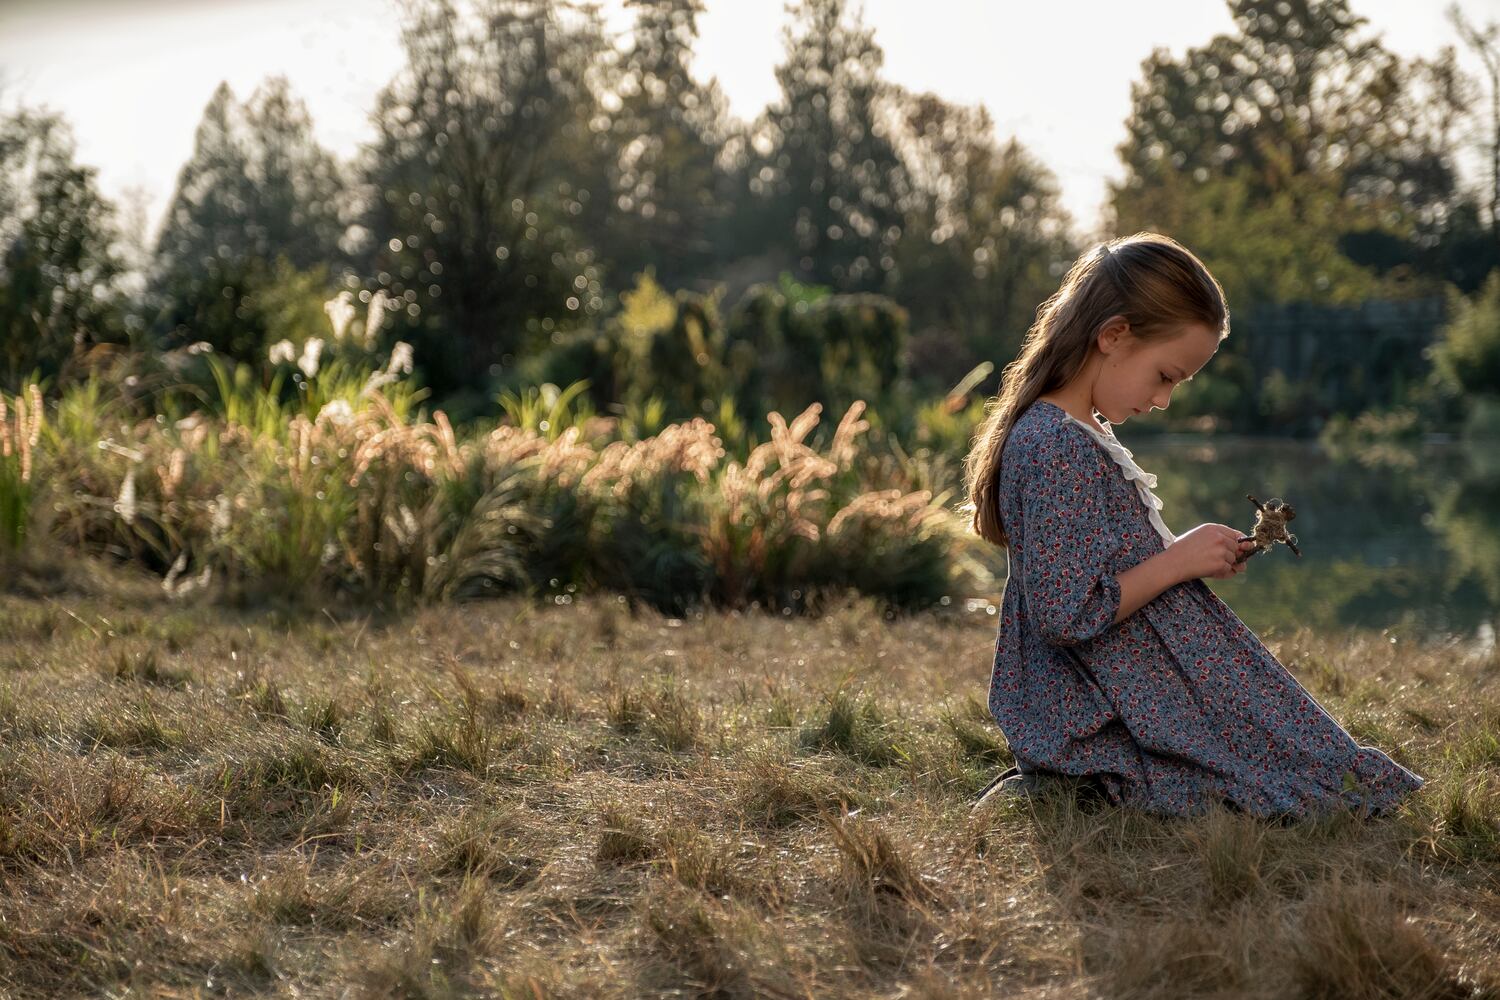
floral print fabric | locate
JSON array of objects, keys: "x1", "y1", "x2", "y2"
[{"x1": 988, "y1": 399, "x2": 1426, "y2": 819}]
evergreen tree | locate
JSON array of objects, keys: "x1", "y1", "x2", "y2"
[
  {"x1": 241, "y1": 77, "x2": 347, "y2": 270},
  {"x1": 602, "y1": 0, "x2": 729, "y2": 291},
  {"x1": 357, "y1": 0, "x2": 614, "y2": 400},
  {"x1": 153, "y1": 83, "x2": 254, "y2": 283},
  {"x1": 149, "y1": 79, "x2": 345, "y2": 357},
  {"x1": 0, "y1": 108, "x2": 124, "y2": 387},
  {"x1": 748, "y1": 0, "x2": 908, "y2": 294},
  {"x1": 892, "y1": 93, "x2": 1076, "y2": 386}
]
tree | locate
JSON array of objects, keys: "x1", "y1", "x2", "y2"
[
  {"x1": 152, "y1": 83, "x2": 253, "y2": 287},
  {"x1": 240, "y1": 78, "x2": 347, "y2": 271},
  {"x1": 1110, "y1": 0, "x2": 1474, "y2": 295},
  {"x1": 891, "y1": 93, "x2": 1076, "y2": 387},
  {"x1": 1449, "y1": 3, "x2": 1500, "y2": 239},
  {"x1": 1118, "y1": 1, "x2": 1412, "y2": 196},
  {"x1": 746, "y1": 0, "x2": 908, "y2": 294},
  {"x1": 600, "y1": 0, "x2": 730, "y2": 292},
  {"x1": 1432, "y1": 270, "x2": 1500, "y2": 400},
  {"x1": 149, "y1": 78, "x2": 346, "y2": 357},
  {"x1": 356, "y1": 0, "x2": 614, "y2": 400},
  {"x1": 0, "y1": 108, "x2": 124, "y2": 387}
]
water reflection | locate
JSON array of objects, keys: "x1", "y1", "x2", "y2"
[{"x1": 1126, "y1": 435, "x2": 1500, "y2": 644}]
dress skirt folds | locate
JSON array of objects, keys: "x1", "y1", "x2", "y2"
[{"x1": 986, "y1": 399, "x2": 1426, "y2": 819}]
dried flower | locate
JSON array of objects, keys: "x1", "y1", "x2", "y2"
[
  {"x1": 829, "y1": 400, "x2": 871, "y2": 469},
  {"x1": 317, "y1": 399, "x2": 355, "y2": 426},
  {"x1": 0, "y1": 386, "x2": 42, "y2": 484},
  {"x1": 298, "y1": 338, "x2": 325, "y2": 378},
  {"x1": 324, "y1": 290, "x2": 356, "y2": 342},
  {"x1": 211, "y1": 493, "x2": 232, "y2": 538},
  {"x1": 578, "y1": 417, "x2": 725, "y2": 497},
  {"x1": 116, "y1": 465, "x2": 138, "y2": 525},
  {"x1": 158, "y1": 448, "x2": 186, "y2": 501},
  {"x1": 387, "y1": 341, "x2": 414, "y2": 376},
  {"x1": 268, "y1": 339, "x2": 296, "y2": 366},
  {"x1": 366, "y1": 290, "x2": 390, "y2": 348},
  {"x1": 827, "y1": 488, "x2": 937, "y2": 536}
]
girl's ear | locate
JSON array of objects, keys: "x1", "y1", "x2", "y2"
[{"x1": 1096, "y1": 315, "x2": 1132, "y2": 355}]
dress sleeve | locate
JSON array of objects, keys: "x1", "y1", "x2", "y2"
[{"x1": 1017, "y1": 424, "x2": 1126, "y2": 647}]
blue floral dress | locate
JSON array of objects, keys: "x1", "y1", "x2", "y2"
[{"x1": 987, "y1": 399, "x2": 1426, "y2": 819}]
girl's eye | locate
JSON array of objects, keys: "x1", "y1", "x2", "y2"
[{"x1": 1160, "y1": 373, "x2": 1172, "y2": 384}]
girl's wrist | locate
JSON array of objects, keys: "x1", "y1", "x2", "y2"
[
  {"x1": 1153, "y1": 546, "x2": 1189, "y2": 587},
  {"x1": 1114, "y1": 547, "x2": 1189, "y2": 622}
]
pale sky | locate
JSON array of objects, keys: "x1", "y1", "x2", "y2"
[{"x1": 3, "y1": 0, "x2": 1499, "y2": 247}]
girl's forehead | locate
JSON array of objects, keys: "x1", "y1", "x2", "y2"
[{"x1": 1148, "y1": 326, "x2": 1219, "y2": 367}]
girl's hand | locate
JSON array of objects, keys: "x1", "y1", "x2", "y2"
[{"x1": 1165, "y1": 523, "x2": 1256, "y2": 582}]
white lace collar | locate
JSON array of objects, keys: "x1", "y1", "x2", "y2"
[{"x1": 1043, "y1": 402, "x2": 1177, "y2": 546}]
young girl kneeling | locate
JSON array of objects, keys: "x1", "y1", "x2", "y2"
[{"x1": 962, "y1": 232, "x2": 1425, "y2": 821}]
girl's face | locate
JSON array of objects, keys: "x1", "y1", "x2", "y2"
[{"x1": 1093, "y1": 321, "x2": 1221, "y2": 424}]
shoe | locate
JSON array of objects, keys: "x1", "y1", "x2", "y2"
[
  {"x1": 971, "y1": 765, "x2": 1110, "y2": 813},
  {"x1": 971, "y1": 765, "x2": 1039, "y2": 811}
]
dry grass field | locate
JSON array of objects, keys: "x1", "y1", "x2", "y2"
[{"x1": 2, "y1": 562, "x2": 1498, "y2": 999}]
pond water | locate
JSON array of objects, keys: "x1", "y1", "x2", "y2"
[
  {"x1": 1136, "y1": 435, "x2": 1497, "y2": 646},
  {"x1": 987, "y1": 435, "x2": 1499, "y2": 648}
]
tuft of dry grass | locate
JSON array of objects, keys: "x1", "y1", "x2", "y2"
[
  {"x1": 426, "y1": 804, "x2": 541, "y2": 887},
  {"x1": 1289, "y1": 879, "x2": 1478, "y2": 1000},
  {"x1": 0, "y1": 572, "x2": 1496, "y2": 998},
  {"x1": 1186, "y1": 802, "x2": 1269, "y2": 905},
  {"x1": 640, "y1": 881, "x2": 804, "y2": 998},
  {"x1": 596, "y1": 805, "x2": 658, "y2": 867},
  {"x1": 799, "y1": 687, "x2": 912, "y2": 767},
  {"x1": 828, "y1": 815, "x2": 945, "y2": 933},
  {"x1": 96, "y1": 644, "x2": 192, "y2": 689},
  {"x1": 734, "y1": 752, "x2": 866, "y2": 829}
]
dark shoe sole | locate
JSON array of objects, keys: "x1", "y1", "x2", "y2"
[{"x1": 972, "y1": 766, "x2": 1112, "y2": 813}]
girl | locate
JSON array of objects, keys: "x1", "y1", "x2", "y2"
[{"x1": 961, "y1": 232, "x2": 1426, "y2": 821}]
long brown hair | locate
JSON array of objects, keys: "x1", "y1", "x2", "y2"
[{"x1": 960, "y1": 232, "x2": 1229, "y2": 548}]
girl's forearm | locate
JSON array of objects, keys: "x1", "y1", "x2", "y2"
[{"x1": 1112, "y1": 550, "x2": 1184, "y2": 625}]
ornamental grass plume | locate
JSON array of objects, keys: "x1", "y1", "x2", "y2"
[
  {"x1": 268, "y1": 339, "x2": 297, "y2": 366},
  {"x1": 530, "y1": 425, "x2": 596, "y2": 489},
  {"x1": 701, "y1": 400, "x2": 962, "y2": 611},
  {"x1": 578, "y1": 416, "x2": 726, "y2": 498},
  {"x1": 336, "y1": 393, "x2": 540, "y2": 600},
  {"x1": 554, "y1": 415, "x2": 730, "y2": 613},
  {"x1": 481, "y1": 426, "x2": 541, "y2": 464},
  {"x1": 324, "y1": 290, "x2": 356, "y2": 342},
  {"x1": 364, "y1": 289, "x2": 390, "y2": 348},
  {"x1": 39, "y1": 394, "x2": 229, "y2": 580},
  {"x1": 19, "y1": 361, "x2": 983, "y2": 612},
  {"x1": 297, "y1": 338, "x2": 324, "y2": 378},
  {"x1": 825, "y1": 488, "x2": 937, "y2": 537},
  {"x1": 0, "y1": 383, "x2": 44, "y2": 552}
]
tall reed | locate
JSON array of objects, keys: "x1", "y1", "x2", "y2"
[{"x1": 0, "y1": 384, "x2": 43, "y2": 553}]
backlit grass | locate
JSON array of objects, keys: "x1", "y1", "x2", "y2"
[{"x1": 0, "y1": 563, "x2": 1496, "y2": 998}]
